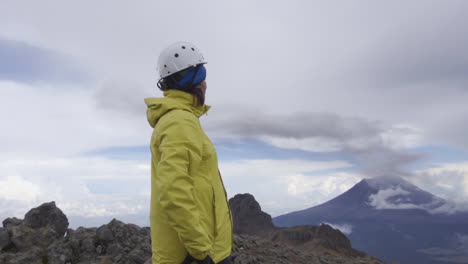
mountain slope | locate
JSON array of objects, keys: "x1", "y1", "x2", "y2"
[{"x1": 273, "y1": 177, "x2": 468, "y2": 264}]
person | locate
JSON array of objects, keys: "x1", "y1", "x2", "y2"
[{"x1": 144, "y1": 42, "x2": 234, "y2": 264}]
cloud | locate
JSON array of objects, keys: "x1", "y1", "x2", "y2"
[
  {"x1": 207, "y1": 108, "x2": 424, "y2": 180},
  {"x1": 0, "y1": 156, "x2": 150, "y2": 226},
  {"x1": 368, "y1": 186, "x2": 421, "y2": 210},
  {"x1": 0, "y1": 81, "x2": 151, "y2": 157},
  {"x1": 0, "y1": 155, "x2": 362, "y2": 226},
  {"x1": 94, "y1": 79, "x2": 151, "y2": 117},
  {"x1": 0, "y1": 176, "x2": 40, "y2": 202},
  {"x1": 323, "y1": 222, "x2": 353, "y2": 235},
  {"x1": 413, "y1": 162, "x2": 468, "y2": 209},
  {"x1": 0, "y1": 38, "x2": 91, "y2": 84},
  {"x1": 367, "y1": 184, "x2": 468, "y2": 214},
  {"x1": 219, "y1": 159, "x2": 362, "y2": 216}
]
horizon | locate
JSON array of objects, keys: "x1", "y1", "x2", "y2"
[{"x1": 2, "y1": 174, "x2": 464, "y2": 230}]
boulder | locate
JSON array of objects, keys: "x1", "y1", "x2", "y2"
[
  {"x1": 24, "y1": 201, "x2": 69, "y2": 238},
  {"x1": 2, "y1": 217, "x2": 23, "y2": 228},
  {"x1": 8, "y1": 223, "x2": 60, "y2": 252},
  {"x1": 96, "y1": 225, "x2": 114, "y2": 242},
  {"x1": 0, "y1": 246, "x2": 44, "y2": 264},
  {"x1": 229, "y1": 193, "x2": 276, "y2": 235},
  {"x1": 0, "y1": 227, "x2": 10, "y2": 250}
]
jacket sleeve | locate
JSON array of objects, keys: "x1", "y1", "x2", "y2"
[{"x1": 155, "y1": 111, "x2": 211, "y2": 260}]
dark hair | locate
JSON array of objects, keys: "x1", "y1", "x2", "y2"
[{"x1": 157, "y1": 67, "x2": 205, "y2": 106}]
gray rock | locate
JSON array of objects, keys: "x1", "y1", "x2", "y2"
[
  {"x1": 129, "y1": 248, "x2": 148, "y2": 264},
  {"x1": 0, "y1": 201, "x2": 385, "y2": 264},
  {"x1": 2, "y1": 217, "x2": 23, "y2": 228},
  {"x1": 81, "y1": 237, "x2": 96, "y2": 253},
  {"x1": 229, "y1": 193, "x2": 276, "y2": 235},
  {"x1": 0, "y1": 227, "x2": 10, "y2": 250},
  {"x1": 8, "y1": 223, "x2": 60, "y2": 252},
  {"x1": 1, "y1": 246, "x2": 44, "y2": 264},
  {"x1": 106, "y1": 243, "x2": 123, "y2": 256},
  {"x1": 47, "y1": 240, "x2": 74, "y2": 264},
  {"x1": 97, "y1": 225, "x2": 114, "y2": 242},
  {"x1": 23, "y1": 201, "x2": 69, "y2": 238},
  {"x1": 96, "y1": 245, "x2": 103, "y2": 254},
  {"x1": 9, "y1": 224, "x2": 35, "y2": 251}
]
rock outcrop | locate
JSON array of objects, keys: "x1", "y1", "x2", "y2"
[
  {"x1": 1, "y1": 200, "x2": 385, "y2": 264},
  {"x1": 231, "y1": 234, "x2": 384, "y2": 264},
  {"x1": 229, "y1": 193, "x2": 276, "y2": 235},
  {"x1": 0, "y1": 202, "x2": 151, "y2": 264},
  {"x1": 229, "y1": 193, "x2": 368, "y2": 258},
  {"x1": 23, "y1": 202, "x2": 68, "y2": 238}
]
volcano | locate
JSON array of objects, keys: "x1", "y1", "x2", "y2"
[{"x1": 273, "y1": 177, "x2": 468, "y2": 264}]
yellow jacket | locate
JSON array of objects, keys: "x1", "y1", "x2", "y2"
[{"x1": 145, "y1": 89, "x2": 233, "y2": 264}]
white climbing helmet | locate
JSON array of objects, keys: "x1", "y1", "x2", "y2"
[{"x1": 157, "y1": 41, "x2": 206, "y2": 79}]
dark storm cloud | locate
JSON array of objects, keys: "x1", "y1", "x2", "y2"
[
  {"x1": 0, "y1": 38, "x2": 91, "y2": 84},
  {"x1": 213, "y1": 111, "x2": 382, "y2": 140},
  {"x1": 208, "y1": 110, "x2": 424, "y2": 178}
]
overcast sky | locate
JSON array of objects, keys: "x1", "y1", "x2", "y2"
[{"x1": 1, "y1": 0, "x2": 468, "y2": 228}]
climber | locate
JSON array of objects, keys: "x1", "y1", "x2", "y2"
[{"x1": 144, "y1": 42, "x2": 234, "y2": 264}]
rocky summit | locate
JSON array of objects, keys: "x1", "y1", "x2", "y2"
[
  {"x1": 0, "y1": 200, "x2": 385, "y2": 264},
  {"x1": 0, "y1": 202, "x2": 151, "y2": 264},
  {"x1": 228, "y1": 193, "x2": 384, "y2": 263}
]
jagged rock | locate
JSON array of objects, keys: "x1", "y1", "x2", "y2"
[
  {"x1": 97, "y1": 225, "x2": 114, "y2": 242},
  {"x1": 231, "y1": 234, "x2": 382, "y2": 264},
  {"x1": 0, "y1": 246, "x2": 44, "y2": 264},
  {"x1": 229, "y1": 193, "x2": 368, "y2": 258},
  {"x1": 47, "y1": 238, "x2": 74, "y2": 264},
  {"x1": 0, "y1": 200, "x2": 385, "y2": 264},
  {"x1": 2, "y1": 217, "x2": 23, "y2": 228},
  {"x1": 269, "y1": 224, "x2": 365, "y2": 257},
  {"x1": 229, "y1": 193, "x2": 276, "y2": 235},
  {"x1": 9, "y1": 222, "x2": 60, "y2": 252},
  {"x1": 24, "y1": 201, "x2": 69, "y2": 238},
  {"x1": 0, "y1": 227, "x2": 10, "y2": 250},
  {"x1": 9, "y1": 224, "x2": 35, "y2": 251}
]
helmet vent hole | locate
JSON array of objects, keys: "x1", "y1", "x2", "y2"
[
  {"x1": 167, "y1": 71, "x2": 170, "y2": 74},
  {"x1": 182, "y1": 46, "x2": 186, "y2": 49},
  {"x1": 174, "y1": 53, "x2": 179, "y2": 58},
  {"x1": 191, "y1": 47, "x2": 195, "y2": 51},
  {"x1": 164, "y1": 65, "x2": 167, "y2": 68}
]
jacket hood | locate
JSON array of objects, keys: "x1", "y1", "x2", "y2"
[{"x1": 144, "y1": 89, "x2": 211, "y2": 128}]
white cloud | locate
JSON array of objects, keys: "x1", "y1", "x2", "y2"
[
  {"x1": 379, "y1": 124, "x2": 423, "y2": 150},
  {"x1": 367, "y1": 183, "x2": 468, "y2": 214},
  {"x1": 0, "y1": 156, "x2": 150, "y2": 224},
  {"x1": 368, "y1": 186, "x2": 418, "y2": 210},
  {"x1": 0, "y1": 176, "x2": 40, "y2": 202},
  {"x1": 259, "y1": 136, "x2": 341, "y2": 152},
  {"x1": 0, "y1": 81, "x2": 151, "y2": 157},
  {"x1": 284, "y1": 172, "x2": 361, "y2": 198},
  {"x1": 219, "y1": 159, "x2": 362, "y2": 216},
  {"x1": 323, "y1": 222, "x2": 353, "y2": 235},
  {"x1": 413, "y1": 162, "x2": 468, "y2": 207}
]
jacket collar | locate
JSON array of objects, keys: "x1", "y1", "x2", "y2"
[{"x1": 144, "y1": 89, "x2": 211, "y2": 128}]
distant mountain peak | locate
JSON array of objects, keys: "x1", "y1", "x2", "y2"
[
  {"x1": 361, "y1": 177, "x2": 447, "y2": 211},
  {"x1": 363, "y1": 176, "x2": 420, "y2": 192},
  {"x1": 273, "y1": 177, "x2": 468, "y2": 264}
]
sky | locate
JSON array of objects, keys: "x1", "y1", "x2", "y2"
[{"x1": 1, "y1": 0, "x2": 468, "y2": 229}]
